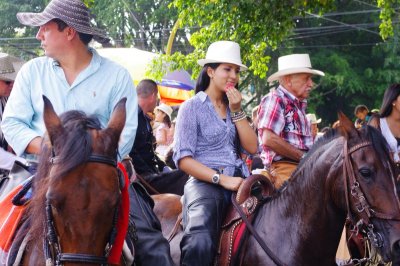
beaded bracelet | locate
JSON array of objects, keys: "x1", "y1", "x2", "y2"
[
  {"x1": 231, "y1": 110, "x2": 247, "y2": 123},
  {"x1": 230, "y1": 110, "x2": 242, "y2": 117}
]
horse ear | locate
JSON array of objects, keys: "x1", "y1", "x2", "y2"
[
  {"x1": 106, "y1": 97, "x2": 127, "y2": 137},
  {"x1": 42, "y1": 95, "x2": 64, "y2": 145},
  {"x1": 337, "y1": 111, "x2": 356, "y2": 139}
]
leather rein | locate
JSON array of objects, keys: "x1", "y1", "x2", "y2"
[
  {"x1": 44, "y1": 152, "x2": 122, "y2": 266},
  {"x1": 233, "y1": 140, "x2": 400, "y2": 266}
]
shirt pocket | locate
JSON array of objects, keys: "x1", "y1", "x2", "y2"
[{"x1": 200, "y1": 122, "x2": 226, "y2": 145}]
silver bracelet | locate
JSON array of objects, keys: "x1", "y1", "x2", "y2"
[{"x1": 231, "y1": 111, "x2": 247, "y2": 123}]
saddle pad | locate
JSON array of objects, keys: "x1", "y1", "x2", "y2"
[{"x1": 0, "y1": 180, "x2": 30, "y2": 264}]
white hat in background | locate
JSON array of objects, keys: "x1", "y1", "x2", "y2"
[
  {"x1": 155, "y1": 103, "x2": 173, "y2": 120},
  {"x1": 197, "y1": 41, "x2": 248, "y2": 71},
  {"x1": 267, "y1": 54, "x2": 324, "y2": 82},
  {"x1": 0, "y1": 53, "x2": 25, "y2": 82},
  {"x1": 306, "y1": 113, "x2": 322, "y2": 124}
]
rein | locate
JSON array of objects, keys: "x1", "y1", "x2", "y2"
[
  {"x1": 44, "y1": 152, "x2": 120, "y2": 266},
  {"x1": 343, "y1": 141, "x2": 400, "y2": 250},
  {"x1": 231, "y1": 194, "x2": 287, "y2": 266}
]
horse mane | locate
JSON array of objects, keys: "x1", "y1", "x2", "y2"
[
  {"x1": 25, "y1": 110, "x2": 103, "y2": 242},
  {"x1": 276, "y1": 125, "x2": 393, "y2": 211}
]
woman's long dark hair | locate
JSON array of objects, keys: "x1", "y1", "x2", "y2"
[
  {"x1": 381, "y1": 83, "x2": 400, "y2": 117},
  {"x1": 195, "y1": 63, "x2": 221, "y2": 93}
]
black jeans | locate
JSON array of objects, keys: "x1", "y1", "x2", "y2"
[
  {"x1": 180, "y1": 177, "x2": 231, "y2": 266},
  {"x1": 129, "y1": 182, "x2": 174, "y2": 266}
]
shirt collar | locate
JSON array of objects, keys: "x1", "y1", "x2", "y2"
[
  {"x1": 197, "y1": 91, "x2": 208, "y2": 103},
  {"x1": 278, "y1": 85, "x2": 307, "y2": 105},
  {"x1": 50, "y1": 48, "x2": 100, "y2": 69}
]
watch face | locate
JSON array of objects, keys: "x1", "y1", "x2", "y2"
[{"x1": 212, "y1": 174, "x2": 219, "y2": 184}]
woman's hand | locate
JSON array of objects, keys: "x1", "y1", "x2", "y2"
[
  {"x1": 219, "y1": 174, "x2": 243, "y2": 191},
  {"x1": 225, "y1": 85, "x2": 242, "y2": 112}
]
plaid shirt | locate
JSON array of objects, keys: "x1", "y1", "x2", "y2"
[{"x1": 257, "y1": 85, "x2": 313, "y2": 167}]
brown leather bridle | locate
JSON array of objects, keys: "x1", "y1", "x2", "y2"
[
  {"x1": 44, "y1": 152, "x2": 122, "y2": 266},
  {"x1": 343, "y1": 141, "x2": 400, "y2": 249}
]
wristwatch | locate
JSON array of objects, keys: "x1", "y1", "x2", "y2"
[{"x1": 212, "y1": 173, "x2": 220, "y2": 184}]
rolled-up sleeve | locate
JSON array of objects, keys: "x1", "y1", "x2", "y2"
[
  {"x1": 1, "y1": 64, "x2": 42, "y2": 156},
  {"x1": 110, "y1": 68, "x2": 137, "y2": 159},
  {"x1": 173, "y1": 99, "x2": 197, "y2": 168},
  {"x1": 258, "y1": 93, "x2": 285, "y2": 136}
]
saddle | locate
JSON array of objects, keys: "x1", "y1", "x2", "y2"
[{"x1": 216, "y1": 174, "x2": 276, "y2": 266}]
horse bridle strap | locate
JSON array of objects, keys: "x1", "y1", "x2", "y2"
[
  {"x1": 58, "y1": 253, "x2": 108, "y2": 264},
  {"x1": 46, "y1": 151, "x2": 119, "y2": 265},
  {"x1": 50, "y1": 153, "x2": 117, "y2": 168},
  {"x1": 343, "y1": 140, "x2": 400, "y2": 248}
]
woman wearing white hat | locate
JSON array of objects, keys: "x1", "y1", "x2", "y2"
[
  {"x1": 173, "y1": 41, "x2": 257, "y2": 265},
  {"x1": 154, "y1": 103, "x2": 174, "y2": 159},
  {"x1": 0, "y1": 53, "x2": 26, "y2": 173}
]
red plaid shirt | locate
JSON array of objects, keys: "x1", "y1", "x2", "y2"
[{"x1": 257, "y1": 86, "x2": 313, "y2": 167}]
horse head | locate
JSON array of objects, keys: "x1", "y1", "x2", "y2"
[
  {"x1": 336, "y1": 112, "x2": 400, "y2": 263},
  {"x1": 26, "y1": 96, "x2": 126, "y2": 265}
]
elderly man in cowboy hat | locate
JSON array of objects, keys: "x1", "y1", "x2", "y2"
[
  {"x1": 258, "y1": 54, "x2": 324, "y2": 188},
  {"x1": 0, "y1": 53, "x2": 26, "y2": 174},
  {"x1": 1, "y1": 0, "x2": 174, "y2": 265}
]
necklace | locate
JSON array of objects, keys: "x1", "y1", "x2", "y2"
[{"x1": 214, "y1": 101, "x2": 224, "y2": 109}]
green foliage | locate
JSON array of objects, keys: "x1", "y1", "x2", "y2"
[
  {"x1": 156, "y1": 0, "x2": 335, "y2": 79},
  {"x1": 377, "y1": 0, "x2": 398, "y2": 39}
]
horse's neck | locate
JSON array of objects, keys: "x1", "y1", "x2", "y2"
[{"x1": 252, "y1": 141, "x2": 347, "y2": 264}]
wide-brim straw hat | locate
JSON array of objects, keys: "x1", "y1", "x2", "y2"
[
  {"x1": 306, "y1": 113, "x2": 322, "y2": 124},
  {"x1": 0, "y1": 53, "x2": 25, "y2": 82},
  {"x1": 155, "y1": 103, "x2": 173, "y2": 120},
  {"x1": 267, "y1": 54, "x2": 324, "y2": 83},
  {"x1": 198, "y1": 41, "x2": 248, "y2": 71},
  {"x1": 16, "y1": 0, "x2": 109, "y2": 42}
]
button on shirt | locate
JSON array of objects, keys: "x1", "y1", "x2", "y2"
[
  {"x1": 173, "y1": 91, "x2": 249, "y2": 177},
  {"x1": 1, "y1": 49, "x2": 137, "y2": 158},
  {"x1": 258, "y1": 85, "x2": 312, "y2": 167}
]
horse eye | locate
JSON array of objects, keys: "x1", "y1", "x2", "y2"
[{"x1": 359, "y1": 168, "x2": 372, "y2": 179}]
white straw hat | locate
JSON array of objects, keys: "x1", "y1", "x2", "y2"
[
  {"x1": 306, "y1": 113, "x2": 322, "y2": 124},
  {"x1": 197, "y1": 41, "x2": 248, "y2": 71},
  {"x1": 155, "y1": 103, "x2": 173, "y2": 120},
  {"x1": 267, "y1": 54, "x2": 324, "y2": 82},
  {"x1": 16, "y1": 0, "x2": 109, "y2": 42},
  {"x1": 0, "y1": 53, "x2": 25, "y2": 82}
]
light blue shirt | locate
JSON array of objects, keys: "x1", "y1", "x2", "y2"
[
  {"x1": 173, "y1": 91, "x2": 249, "y2": 177},
  {"x1": 1, "y1": 48, "x2": 137, "y2": 159}
]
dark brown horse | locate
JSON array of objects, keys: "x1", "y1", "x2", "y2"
[
  {"x1": 154, "y1": 114, "x2": 400, "y2": 266},
  {"x1": 11, "y1": 96, "x2": 128, "y2": 265}
]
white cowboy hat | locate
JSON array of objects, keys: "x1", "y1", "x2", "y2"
[
  {"x1": 0, "y1": 53, "x2": 25, "y2": 82},
  {"x1": 267, "y1": 54, "x2": 324, "y2": 82},
  {"x1": 197, "y1": 41, "x2": 248, "y2": 71},
  {"x1": 155, "y1": 103, "x2": 173, "y2": 120},
  {"x1": 16, "y1": 0, "x2": 109, "y2": 42},
  {"x1": 306, "y1": 113, "x2": 322, "y2": 124}
]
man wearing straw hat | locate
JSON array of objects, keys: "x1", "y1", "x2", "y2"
[
  {"x1": 0, "y1": 53, "x2": 26, "y2": 174},
  {"x1": 258, "y1": 54, "x2": 324, "y2": 188},
  {"x1": 306, "y1": 113, "x2": 323, "y2": 141},
  {"x1": 1, "y1": 0, "x2": 174, "y2": 265}
]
